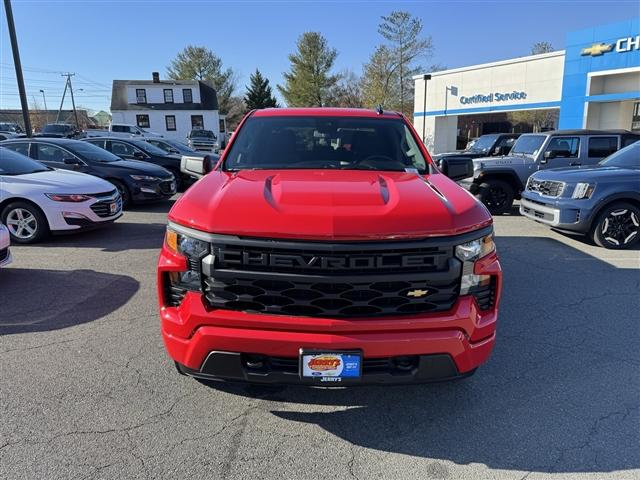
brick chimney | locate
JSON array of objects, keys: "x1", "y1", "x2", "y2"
[{"x1": 152, "y1": 72, "x2": 160, "y2": 83}]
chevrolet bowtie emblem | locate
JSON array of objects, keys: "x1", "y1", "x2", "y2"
[
  {"x1": 407, "y1": 289, "x2": 429, "y2": 298},
  {"x1": 581, "y1": 43, "x2": 613, "y2": 56}
]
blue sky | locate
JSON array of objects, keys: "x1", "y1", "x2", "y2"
[{"x1": 1, "y1": 0, "x2": 638, "y2": 112}]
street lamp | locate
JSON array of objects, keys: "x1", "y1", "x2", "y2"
[
  {"x1": 421, "y1": 74, "x2": 431, "y2": 143},
  {"x1": 39, "y1": 89, "x2": 48, "y2": 124},
  {"x1": 444, "y1": 85, "x2": 458, "y2": 116}
]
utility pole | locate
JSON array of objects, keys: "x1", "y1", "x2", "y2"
[
  {"x1": 57, "y1": 73, "x2": 78, "y2": 126},
  {"x1": 56, "y1": 76, "x2": 69, "y2": 123},
  {"x1": 56, "y1": 73, "x2": 78, "y2": 127},
  {"x1": 64, "y1": 73, "x2": 80, "y2": 128},
  {"x1": 3, "y1": 0, "x2": 32, "y2": 136}
]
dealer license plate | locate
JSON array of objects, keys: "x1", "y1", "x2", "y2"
[
  {"x1": 299, "y1": 350, "x2": 362, "y2": 383},
  {"x1": 109, "y1": 202, "x2": 118, "y2": 214}
]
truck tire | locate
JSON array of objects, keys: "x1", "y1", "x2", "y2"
[
  {"x1": 477, "y1": 180, "x2": 514, "y2": 215},
  {"x1": 1, "y1": 201, "x2": 49, "y2": 244},
  {"x1": 591, "y1": 202, "x2": 640, "y2": 249}
]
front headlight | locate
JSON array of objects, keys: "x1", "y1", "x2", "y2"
[
  {"x1": 456, "y1": 234, "x2": 496, "y2": 297},
  {"x1": 572, "y1": 182, "x2": 595, "y2": 199},
  {"x1": 165, "y1": 229, "x2": 209, "y2": 257},
  {"x1": 130, "y1": 175, "x2": 160, "y2": 182},
  {"x1": 165, "y1": 229, "x2": 210, "y2": 291},
  {"x1": 455, "y1": 234, "x2": 495, "y2": 262},
  {"x1": 45, "y1": 193, "x2": 93, "y2": 202}
]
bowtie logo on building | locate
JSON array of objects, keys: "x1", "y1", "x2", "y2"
[{"x1": 581, "y1": 43, "x2": 614, "y2": 56}]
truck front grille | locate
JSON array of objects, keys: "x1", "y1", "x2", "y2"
[
  {"x1": 201, "y1": 235, "x2": 470, "y2": 318},
  {"x1": 526, "y1": 179, "x2": 565, "y2": 197}
]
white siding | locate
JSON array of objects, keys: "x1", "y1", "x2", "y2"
[
  {"x1": 111, "y1": 110, "x2": 220, "y2": 141},
  {"x1": 414, "y1": 52, "x2": 565, "y2": 153},
  {"x1": 126, "y1": 84, "x2": 201, "y2": 105}
]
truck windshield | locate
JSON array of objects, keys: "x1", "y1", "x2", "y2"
[
  {"x1": 224, "y1": 116, "x2": 429, "y2": 173},
  {"x1": 599, "y1": 142, "x2": 640, "y2": 168},
  {"x1": 511, "y1": 135, "x2": 546, "y2": 156},
  {"x1": 468, "y1": 134, "x2": 499, "y2": 153}
]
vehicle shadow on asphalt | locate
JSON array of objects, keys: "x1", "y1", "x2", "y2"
[
  {"x1": 203, "y1": 236, "x2": 639, "y2": 475},
  {"x1": 126, "y1": 199, "x2": 176, "y2": 214},
  {"x1": 0, "y1": 268, "x2": 139, "y2": 334},
  {"x1": 34, "y1": 221, "x2": 168, "y2": 252}
]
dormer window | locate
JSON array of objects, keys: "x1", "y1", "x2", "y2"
[
  {"x1": 136, "y1": 89, "x2": 147, "y2": 104},
  {"x1": 182, "y1": 88, "x2": 193, "y2": 103}
]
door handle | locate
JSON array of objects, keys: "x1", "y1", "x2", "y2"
[{"x1": 570, "y1": 162, "x2": 581, "y2": 166}]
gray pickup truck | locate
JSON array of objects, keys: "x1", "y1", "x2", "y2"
[{"x1": 462, "y1": 129, "x2": 640, "y2": 214}]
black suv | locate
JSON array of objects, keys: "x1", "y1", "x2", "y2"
[
  {"x1": 433, "y1": 133, "x2": 520, "y2": 165},
  {"x1": 1, "y1": 138, "x2": 176, "y2": 207},
  {"x1": 83, "y1": 137, "x2": 190, "y2": 190}
]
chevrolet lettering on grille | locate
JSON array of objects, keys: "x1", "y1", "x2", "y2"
[{"x1": 216, "y1": 249, "x2": 435, "y2": 270}]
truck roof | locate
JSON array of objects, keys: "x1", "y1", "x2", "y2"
[{"x1": 251, "y1": 107, "x2": 404, "y2": 119}]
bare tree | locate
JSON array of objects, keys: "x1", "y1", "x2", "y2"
[{"x1": 531, "y1": 41, "x2": 554, "y2": 54}]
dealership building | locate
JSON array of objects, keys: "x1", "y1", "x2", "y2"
[{"x1": 414, "y1": 18, "x2": 640, "y2": 153}]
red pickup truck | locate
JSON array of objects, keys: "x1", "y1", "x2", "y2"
[{"x1": 157, "y1": 108, "x2": 502, "y2": 385}]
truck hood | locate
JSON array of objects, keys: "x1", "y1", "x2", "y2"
[
  {"x1": 169, "y1": 169, "x2": 492, "y2": 240},
  {"x1": 473, "y1": 155, "x2": 532, "y2": 169}
]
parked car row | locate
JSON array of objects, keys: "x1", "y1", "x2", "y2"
[
  {"x1": 0, "y1": 148, "x2": 122, "y2": 244},
  {"x1": 459, "y1": 129, "x2": 640, "y2": 215},
  {"x1": 435, "y1": 128, "x2": 639, "y2": 249}
]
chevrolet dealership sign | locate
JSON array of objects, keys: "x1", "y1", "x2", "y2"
[{"x1": 581, "y1": 35, "x2": 640, "y2": 56}]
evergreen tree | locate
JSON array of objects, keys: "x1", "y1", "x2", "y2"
[
  {"x1": 278, "y1": 32, "x2": 339, "y2": 107},
  {"x1": 244, "y1": 69, "x2": 278, "y2": 109},
  {"x1": 167, "y1": 45, "x2": 236, "y2": 114}
]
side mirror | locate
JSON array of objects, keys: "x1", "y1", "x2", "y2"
[
  {"x1": 203, "y1": 154, "x2": 216, "y2": 174},
  {"x1": 133, "y1": 151, "x2": 146, "y2": 159},
  {"x1": 543, "y1": 150, "x2": 555, "y2": 160},
  {"x1": 439, "y1": 157, "x2": 474, "y2": 181},
  {"x1": 63, "y1": 157, "x2": 81, "y2": 165},
  {"x1": 492, "y1": 147, "x2": 501, "y2": 156}
]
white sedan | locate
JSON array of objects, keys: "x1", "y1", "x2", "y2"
[
  {"x1": 0, "y1": 147, "x2": 122, "y2": 244},
  {"x1": 0, "y1": 223, "x2": 11, "y2": 267}
]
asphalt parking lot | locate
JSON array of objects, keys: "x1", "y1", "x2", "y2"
[{"x1": 1, "y1": 198, "x2": 638, "y2": 480}]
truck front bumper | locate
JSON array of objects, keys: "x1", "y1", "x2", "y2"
[{"x1": 520, "y1": 195, "x2": 593, "y2": 233}]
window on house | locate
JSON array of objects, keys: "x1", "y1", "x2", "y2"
[
  {"x1": 165, "y1": 115, "x2": 176, "y2": 131},
  {"x1": 136, "y1": 89, "x2": 147, "y2": 104},
  {"x1": 191, "y1": 115, "x2": 204, "y2": 128},
  {"x1": 136, "y1": 115, "x2": 150, "y2": 128},
  {"x1": 164, "y1": 89, "x2": 174, "y2": 104},
  {"x1": 182, "y1": 89, "x2": 193, "y2": 103}
]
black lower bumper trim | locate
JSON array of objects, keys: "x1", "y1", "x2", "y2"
[
  {"x1": 57, "y1": 213, "x2": 122, "y2": 232},
  {"x1": 176, "y1": 351, "x2": 475, "y2": 386}
]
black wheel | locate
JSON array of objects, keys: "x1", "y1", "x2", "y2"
[
  {"x1": 592, "y1": 202, "x2": 640, "y2": 249},
  {"x1": 110, "y1": 179, "x2": 131, "y2": 208},
  {"x1": 477, "y1": 180, "x2": 514, "y2": 215},
  {"x1": 1, "y1": 201, "x2": 49, "y2": 244},
  {"x1": 169, "y1": 169, "x2": 185, "y2": 192}
]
